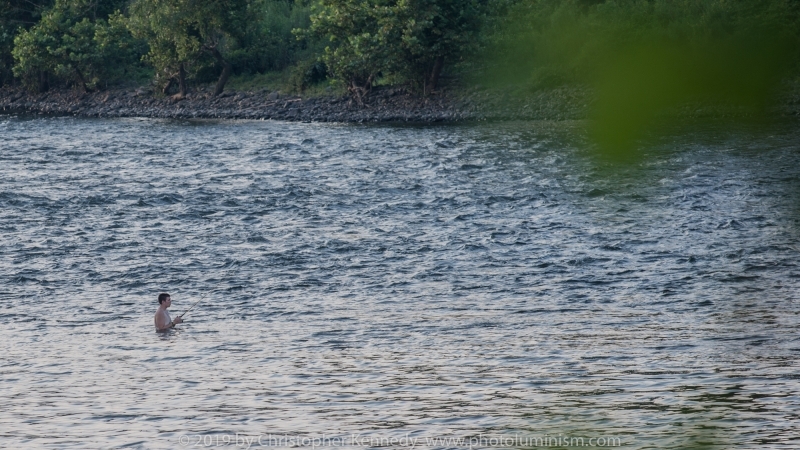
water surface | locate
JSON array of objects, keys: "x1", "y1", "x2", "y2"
[{"x1": 1, "y1": 116, "x2": 799, "y2": 449}]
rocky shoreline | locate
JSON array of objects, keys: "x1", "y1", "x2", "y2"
[
  {"x1": 0, "y1": 84, "x2": 590, "y2": 122},
  {"x1": 4, "y1": 82, "x2": 800, "y2": 122}
]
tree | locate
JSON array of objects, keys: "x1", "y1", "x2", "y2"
[
  {"x1": 128, "y1": 0, "x2": 249, "y2": 96},
  {"x1": 12, "y1": 0, "x2": 141, "y2": 92},
  {"x1": 396, "y1": 0, "x2": 484, "y2": 94},
  {"x1": 1, "y1": 0, "x2": 54, "y2": 86},
  {"x1": 306, "y1": 0, "x2": 483, "y2": 100}
]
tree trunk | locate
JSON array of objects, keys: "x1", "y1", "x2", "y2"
[
  {"x1": 210, "y1": 48, "x2": 231, "y2": 97},
  {"x1": 162, "y1": 77, "x2": 175, "y2": 95},
  {"x1": 348, "y1": 74, "x2": 374, "y2": 105},
  {"x1": 37, "y1": 71, "x2": 49, "y2": 93},
  {"x1": 428, "y1": 56, "x2": 444, "y2": 95},
  {"x1": 178, "y1": 64, "x2": 187, "y2": 96},
  {"x1": 74, "y1": 67, "x2": 89, "y2": 93}
]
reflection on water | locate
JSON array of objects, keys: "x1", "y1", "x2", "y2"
[{"x1": 1, "y1": 117, "x2": 799, "y2": 449}]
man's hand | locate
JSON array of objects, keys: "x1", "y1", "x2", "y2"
[{"x1": 173, "y1": 316, "x2": 183, "y2": 325}]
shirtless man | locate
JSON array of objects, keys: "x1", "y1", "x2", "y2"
[{"x1": 154, "y1": 293, "x2": 183, "y2": 332}]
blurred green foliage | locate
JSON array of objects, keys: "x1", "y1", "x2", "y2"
[
  {"x1": 484, "y1": 0, "x2": 799, "y2": 88},
  {"x1": 482, "y1": 0, "x2": 800, "y2": 159}
]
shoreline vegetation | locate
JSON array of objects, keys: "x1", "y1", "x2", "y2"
[{"x1": 3, "y1": 0, "x2": 800, "y2": 126}]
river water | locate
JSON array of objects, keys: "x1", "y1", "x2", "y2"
[{"x1": 1, "y1": 116, "x2": 799, "y2": 449}]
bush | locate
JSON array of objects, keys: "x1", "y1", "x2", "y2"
[
  {"x1": 244, "y1": 0, "x2": 318, "y2": 73},
  {"x1": 288, "y1": 57, "x2": 328, "y2": 91}
]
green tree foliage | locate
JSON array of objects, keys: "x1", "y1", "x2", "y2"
[
  {"x1": 127, "y1": 0, "x2": 201, "y2": 95},
  {"x1": 11, "y1": 0, "x2": 143, "y2": 92},
  {"x1": 128, "y1": 0, "x2": 252, "y2": 96},
  {"x1": 305, "y1": 0, "x2": 483, "y2": 99},
  {"x1": 0, "y1": 0, "x2": 53, "y2": 85},
  {"x1": 4, "y1": 0, "x2": 322, "y2": 93},
  {"x1": 229, "y1": 0, "x2": 317, "y2": 74},
  {"x1": 6, "y1": 0, "x2": 800, "y2": 102}
]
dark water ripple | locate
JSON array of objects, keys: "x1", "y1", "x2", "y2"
[{"x1": 1, "y1": 116, "x2": 800, "y2": 449}]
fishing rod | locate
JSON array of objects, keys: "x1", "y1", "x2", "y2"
[
  {"x1": 176, "y1": 263, "x2": 237, "y2": 320},
  {"x1": 178, "y1": 292, "x2": 209, "y2": 319}
]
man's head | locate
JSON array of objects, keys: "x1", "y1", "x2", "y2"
[{"x1": 158, "y1": 293, "x2": 171, "y2": 306}]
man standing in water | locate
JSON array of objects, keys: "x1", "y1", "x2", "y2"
[{"x1": 154, "y1": 293, "x2": 183, "y2": 331}]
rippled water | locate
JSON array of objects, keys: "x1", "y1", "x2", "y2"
[{"x1": 2, "y1": 116, "x2": 800, "y2": 449}]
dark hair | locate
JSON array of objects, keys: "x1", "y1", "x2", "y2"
[{"x1": 158, "y1": 293, "x2": 171, "y2": 304}]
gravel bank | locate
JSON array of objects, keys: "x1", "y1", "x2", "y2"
[
  {"x1": 5, "y1": 82, "x2": 799, "y2": 122},
  {"x1": 0, "y1": 84, "x2": 589, "y2": 122}
]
